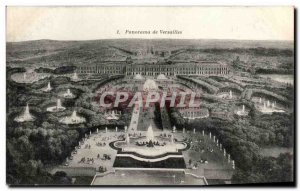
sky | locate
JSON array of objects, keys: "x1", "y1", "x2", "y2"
[{"x1": 6, "y1": 6, "x2": 294, "y2": 42}]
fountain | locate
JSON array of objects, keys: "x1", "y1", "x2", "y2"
[
  {"x1": 146, "y1": 124, "x2": 155, "y2": 141},
  {"x1": 170, "y1": 134, "x2": 174, "y2": 144},
  {"x1": 259, "y1": 97, "x2": 262, "y2": 103},
  {"x1": 14, "y1": 103, "x2": 35, "y2": 122},
  {"x1": 105, "y1": 127, "x2": 108, "y2": 133},
  {"x1": 11, "y1": 69, "x2": 51, "y2": 84},
  {"x1": 43, "y1": 82, "x2": 52, "y2": 92},
  {"x1": 193, "y1": 128, "x2": 196, "y2": 134},
  {"x1": 202, "y1": 130, "x2": 204, "y2": 136},
  {"x1": 112, "y1": 126, "x2": 187, "y2": 158},
  {"x1": 59, "y1": 110, "x2": 86, "y2": 124},
  {"x1": 116, "y1": 126, "x2": 118, "y2": 132},
  {"x1": 143, "y1": 79, "x2": 158, "y2": 92},
  {"x1": 173, "y1": 126, "x2": 176, "y2": 133},
  {"x1": 126, "y1": 134, "x2": 130, "y2": 144},
  {"x1": 260, "y1": 100, "x2": 285, "y2": 114},
  {"x1": 46, "y1": 99, "x2": 66, "y2": 112},
  {"x1": 71, "y1": 72, "x2": 80, "y2": 82},
  {"x1": 134, "y1": 74, "x2": 144, "y2": 80},
  {"x1": 105, "y1": 110, "x2": 119, "y2": 120},
  {"x1": 229, "y1": 90, "x2": 233, "y2": 99},
  {"x1": 65, "y1": 158, "x2": 69, "y2": 166},
  {"x1": 63, "y1": 89, "x2": 75, "y2": 98},
  {"x1": 236, "y1": 104, "x2": 248, "y2": 116}
]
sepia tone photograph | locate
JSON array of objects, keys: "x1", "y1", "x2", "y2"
[{"x1": 6, "y1": 6, "x2": 295, "y2": 186}]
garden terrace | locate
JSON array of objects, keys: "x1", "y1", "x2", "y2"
[
  {"x1": 242, "y1": 88, "x2": 288, "y2": 103},
  {"x1": 177, "y1": 75, "x2": 218, "y2": 94},
  {"x1": 217, "y1": 83, "x2": 243, "y2": 93},
  {"x1": 194, "y1": 77, "x2": 223, "y2": 88}
]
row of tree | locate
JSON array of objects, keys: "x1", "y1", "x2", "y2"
[{"x1": 168, "y1": 108, "x2": 294, "y2": 184}]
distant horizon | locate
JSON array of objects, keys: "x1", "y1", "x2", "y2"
[{"x1": 6, "y1": 38, "x2": 294, "y2": 43}]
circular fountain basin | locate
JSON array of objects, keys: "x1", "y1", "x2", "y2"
[
  {"x1": 71, "y1": 78, "x2": 81, "y2": 82},
  {"x1": 235, "y1": 105, "x2": 249, "y2": 116},
  {"x1": 120, "y1": 143, "x2": 187, "y2": 157},
  {"x1": 257, "y1": 105, "x2": 286, "y2": 114},
  {"x1": 11, "y1": 72, "x2": 50, "y2": 84},
  {"x1": 42, "y1": 88, "x2": 52, "y2": 92},
  {"x1": 105, "y1": 111, "x2": 120, "y2": 120},
  {"x1": 14, "y1": 114, "x2": 35, "y2": 122},
  {"x1": 63, "y1": 94, "x2": 75, "y2": 99},
  {"x1": 113, "y1": 136, "x2": 187, "y2": 157},
  {"x1": 14, "y1": 104, "x2": 35, "y2": 122},
  {"x1": 60, "y1": 89, "x2": 76, "y2": 99},
  {"x1": 46, "y1": 106, "x2": 66, "y2": 112},
  {"x1": 70, "y1": 73, "x2": 81, "y2": 82},
  {"x1": 236, "y1": 110, "x2": 249, "y2": 116},
  {"x1": 217, "y1": 92, "x2": 235, "y2": 100},
  {"x1": 59, "y1": 112, "x2": 86, "y2": 124},
  {"x1": 59, "y1": 116, "x2": 86, "y2": 124},
  {"x1": 106, "y1": 116, "x2": 120, "y2": 120}
]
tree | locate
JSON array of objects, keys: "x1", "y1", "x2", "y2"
[
  {"x1": 259, "y1": 132, "x2": 270, "y2": 145},
  {"x1": 52, "y1": 171, "x2": 72, "y2": 185},
  {"x1": 276, "y1": 133, "x2": 284, "y2": 146}
]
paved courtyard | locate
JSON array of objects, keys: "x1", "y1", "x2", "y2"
[
  {"x1": 64, "y1": 131, "x2": 122, "y2": 172},
  {"x1": 179, "y1": 131, "x2": 233, "y2": 179}
]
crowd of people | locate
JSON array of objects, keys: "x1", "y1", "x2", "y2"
[
  {"x1": 62, "y1": 131, "x2": 122, "y2": 173},
  {"x1": 96, "y1": 142, "x2": 106, "y2": 147},
  {"x1": 135, "y1": 140, "x2": 166, "y2": 147},
  {"x1": 78, "y1": 157, "x2": 94, "y2": 164},
  {"x1": 128, "y1": 132, "x2": 142, "y2": 138},
  {"x1": 159, "y1": 133, "x2": 172, "y2": 138},
  {"x1": 184, "y1": 132, "x2": 227, "y2": 169}
]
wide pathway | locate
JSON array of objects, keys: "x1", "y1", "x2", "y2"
[{"x1": 128, "y1": 102, "x2": 141, "y2": 133}]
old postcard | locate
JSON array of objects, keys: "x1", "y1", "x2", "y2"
[{"x1": 6, "y1": 6, "x2": 294, "y2": 186}]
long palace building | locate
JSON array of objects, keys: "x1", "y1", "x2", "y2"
[{"x1": 76, "y1": 61, "x2": 229, "y2": 76}]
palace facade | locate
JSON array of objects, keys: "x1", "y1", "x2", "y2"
[{"x1": 76, "y1": 61, "x2": 229, "y2": 76}]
